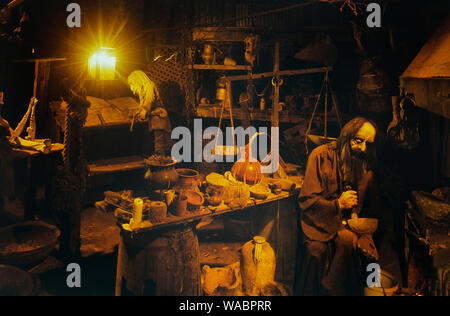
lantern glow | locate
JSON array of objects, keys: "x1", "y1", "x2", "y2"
[{"x1": 88, "y1": 48, "x2": 117, "y2": 80}]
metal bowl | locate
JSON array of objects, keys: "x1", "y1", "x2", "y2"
[{"x1": 0, "y1": 221, "x2": 60, "y2": 268}]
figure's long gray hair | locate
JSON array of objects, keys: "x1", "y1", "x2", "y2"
[
  {"x1": 127, "y1": 70, "x2": 159, "y2": 112},
  {"x1": 337, "y1": 117, "x2": 378, "y2": 187}
]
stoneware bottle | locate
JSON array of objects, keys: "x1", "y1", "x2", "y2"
[{"x1": 240, "y1": 236, "x2": 276, "y2": 296}]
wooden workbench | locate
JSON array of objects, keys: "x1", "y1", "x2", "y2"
[{"x1": 113, "y1": 189, "x2": 300, "y2": 296}]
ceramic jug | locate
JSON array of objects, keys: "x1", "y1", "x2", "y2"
[{"x1": 239, "y1": 236, "x2": 276, "y2": 296}]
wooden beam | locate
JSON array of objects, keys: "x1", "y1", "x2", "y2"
[
  {"x1": 186, "y1": 64, "x2": 252, "y2": 71},
  {"x1": 13, "y1": 58, "x2": 66, "y2": 63},
  {"x1": 224, "y1": 66, "x2": 333, "y2": 82}
]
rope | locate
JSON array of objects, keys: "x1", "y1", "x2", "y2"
[
  {"x1": 304, "y1": 72, "x2": 327, "y2": 154},
  {"x1": 328, "y1": 79, "x2": 343, "y2": 130},
  {"x1": 215, "y1": 102, "x2": 225, "y2": 148},
  {"x1": 340, "y1": 0, "x2": 358, "y2": 15},
  {"x1": 227, "y1": 80, "x2": 236, "y2": 147},
  {"x1": 215, "y1": 78, "x2": 236, "y2": 149}
]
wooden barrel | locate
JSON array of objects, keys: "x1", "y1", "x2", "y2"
[{"x1": 116, "y1": 224, "x2": 201, "y2": 296}]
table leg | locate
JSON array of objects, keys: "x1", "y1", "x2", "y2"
[{"x1": 115, "y1": 237, "x2": 124, "y2": 296}]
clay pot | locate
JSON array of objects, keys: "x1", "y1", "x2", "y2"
[
  {"x1": 144, "y1": 159, "x2": 179, "y2": 191},
  {"x1": 149, "y1": 201, "x2": 167, "y2": 223},
  {"x1": 176, "y1": 169, "x2": 200, "y2": 190},
  {"x1": 240, "y1": 236, "x2": 276, "y2": 296},
  {"x1": 174, "y1": 196, "x2": 188, "y2": 217}
]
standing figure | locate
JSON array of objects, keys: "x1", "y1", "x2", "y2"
[
  {"x1": 128, "y1": 70, "x2": 172, "y2": 156},
  {"x1": 295, "y1": 117, "x2": 380, "y2": 296}
]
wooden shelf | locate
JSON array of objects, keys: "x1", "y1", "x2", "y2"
[
  {"x1": 195, "y1": 106, "x2": 343, "y2": 124},
  {"x1": 88, "y1": 155, "x2": 146, "y2": 176},
  {"x1": 186, "y1": 64, "x2": 251, "y2": 71}
]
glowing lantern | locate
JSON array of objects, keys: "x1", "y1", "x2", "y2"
[{"x1": 88, "y1": 47, "x2": 116, "y2": 80}]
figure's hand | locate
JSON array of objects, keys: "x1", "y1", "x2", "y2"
[
  {"x1": 338, "y1": 190, "x2": 358, "y2": 210},
  {"x1": 137, "y1": 109, "x2": 147, "y2": 121},
  {"x1": 151, "y1": 108, "x2": 168, "y2": 118}
]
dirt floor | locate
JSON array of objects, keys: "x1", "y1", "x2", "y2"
[
  {"x1": 37, "y1": 207, "x2": 247, "y2": 296},
  {"x1": 0, "y1": 204, "x2": 404, "y2": 296}
]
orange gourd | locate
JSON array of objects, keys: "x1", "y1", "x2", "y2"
[{"x1": 231, "y1": 134, "x2": 262, "y2": 186}]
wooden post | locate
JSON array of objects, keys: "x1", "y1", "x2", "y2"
[
  {"x1": 272, "y1": 42, "x2": 281, "y2": 128},
  {"x1": 13, "y1": 58, "x2": 65, "y2": 140}
]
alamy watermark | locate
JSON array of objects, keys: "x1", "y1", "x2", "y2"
[
  {"x1": 66, "y1": 2, "x2": 381, "y2": 29},
  {"x1": 367, "y1": 3, "x2": 381, "y2": 28},
  {"x1": 66, "y1": 3, "x2": 81, "y2": 28},
  {"x1": 171, "y1": 119, "x2": 280, "y2": 174},
  {"x1": 66, "y1": 263, "x2": 81, "y2": 288},
  {"x1": 366, "y1": 263, "x2": 381, "y2": 287}
]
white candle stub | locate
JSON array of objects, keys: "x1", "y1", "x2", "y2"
[{"x1": 132, "y1": 198, "x2": 144, "y2": 228}]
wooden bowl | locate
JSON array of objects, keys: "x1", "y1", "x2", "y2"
[
  {"x1": 347, "y1": 218, "x2": 379, "y2": 234},
  {"x1": 0, "y1": 221, "x2": 60, "y2": 268},
  {"x1": 249, "y1": 185, "x2": 271, "y2": 200},
  {"x1": 185, "y1": 190, "x2": 204, "y2": 211}
]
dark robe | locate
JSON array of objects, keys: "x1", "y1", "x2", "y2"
[
  {"x1": 295, "y1": 142, "x2": 379, "y2": 296},
  {"x1": 147, "y1": 101, "x2": 172, "y2": 156}
]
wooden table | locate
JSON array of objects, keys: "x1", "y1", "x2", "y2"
[
  {"x1": 7, "y1": 145, "x2": 63, "y2": 220},
  {"x1": 113, "y1": 189, "x2": 300, "y2": 296}
]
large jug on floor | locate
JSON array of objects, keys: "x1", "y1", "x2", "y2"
[{"x1": 240, "y1": 236, "x2": 276, "y2": 296}]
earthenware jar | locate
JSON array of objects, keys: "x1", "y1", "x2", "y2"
[
  {"x1": 176, "y1": 168, "x2": 200, "y2": 191},
  {"x1": 239, "y1": 236, "x2": 276, "y2": 296},
  {"x1": 144, "y1": 159, "x2": 179, "y2": 191},
  {"x1": 174, "y1": 195, "x2": 188, "y2": 217}
]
